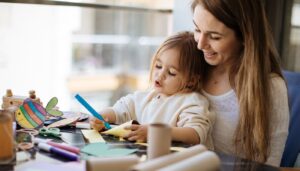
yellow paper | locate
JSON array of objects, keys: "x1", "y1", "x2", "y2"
[
  {"x1": 81, "y1": 129, "x2": 105, "y2": 143},
  {"x1": 101, "y1": 120, "x2": 138, "y2": 138}
]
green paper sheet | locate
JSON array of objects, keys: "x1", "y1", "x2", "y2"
[{"x1": 81, "y1": 142, "x2": 137, "y2": 157}]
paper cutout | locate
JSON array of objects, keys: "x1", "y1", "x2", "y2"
[
  {"x1": 15, "y1": 97, "x2": 63, "y2": 129},
  {"x1": 101, "y1": 120, "x2": 139, "y2": 138},
  {"x1": 81, "y1": 142, "x2": 137, "y2": 158},
  {"x1": 46, "y1": 97, "x2": 63, "y2": 117},
  {"x1": 15, "y1": 99, "x2": 47, "y2": 128},
  {"x1": 81, "y1": 130, "x2": 105, "y2": 143},
  {"x1": 47, "y1": 116, "x2": 80, "y2": 128}
]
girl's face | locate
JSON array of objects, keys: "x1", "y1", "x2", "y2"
[
  {"x1": 193, "y1": 4, "x2": 242, "y2": 68},
  {"x1": 152, "y1": 48, "x2": 186, "y2": 96}
]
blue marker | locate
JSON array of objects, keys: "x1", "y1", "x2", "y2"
[{"x1": 74, "y1": 94, "x2": 111, "y2": 129}]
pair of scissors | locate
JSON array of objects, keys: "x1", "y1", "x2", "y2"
[{"x1": 39, "y1": 127, "x2": 61, "y2": 138}]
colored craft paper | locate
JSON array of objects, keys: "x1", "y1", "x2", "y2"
[
  {"x1": 102, "y1": 120, "x2": 139, "y2": 138},
  {"x1": 81, "y1": 130, "x2": 105, "y2": 143},
  {"x1": 45, "y1": 97, "x2": 63, "y2": 117},
  {"x1": 15, "y1": 97, "x2": 63, "y2": 129},
  {"x1": 15, "y1": 99, "x2": 47, "y2": 129},
  {"x1": 81, "y1": 142, "x2": 137, "y2": 158},
  {"x1": 47, "y1": 116, "x2": 79, "y2": 128}
]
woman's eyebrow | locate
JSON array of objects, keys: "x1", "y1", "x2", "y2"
[{"x1": 192, "y1": 20, "x2": 224, "y2": 36}]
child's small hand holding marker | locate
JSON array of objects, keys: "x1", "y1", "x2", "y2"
[
  {"x1": 89, "y1": 117, "x2": 109, "y2": 131},
  {"x1": 75, "y1": 94, "x2": 112, "y2": 130}
]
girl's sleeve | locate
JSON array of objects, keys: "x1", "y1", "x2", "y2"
[
  {"x1": 266, "y1": 76, "x2": 289, "y2": 166},
  {"x1": 176, "y1": 96, "x2": 215, "y2": 149},
  {"x1": 112, "y1": 93, "x2": 137, "y2": 124}
]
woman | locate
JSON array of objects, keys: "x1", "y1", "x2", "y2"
[{"x1": 191, "y1": 0, "x2": 289, "y2": 166}]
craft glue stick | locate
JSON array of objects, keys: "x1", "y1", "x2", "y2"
[
  {"x1": 38, "y1": 143, "x2": 79, "y2": 161},
  {"x1": 35, "y1": 138, "x2": 80, "y2": 154}
]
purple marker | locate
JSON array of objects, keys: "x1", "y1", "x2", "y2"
[{"x1": 38, "y1": 143, "x2": 79, "y2": 161}]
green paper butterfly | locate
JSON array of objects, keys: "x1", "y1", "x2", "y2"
[{"x1": 46, "y1": 97, "x2": 63, "y2": 117}]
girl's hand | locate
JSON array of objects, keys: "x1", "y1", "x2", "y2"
[
  {"x1": 124, "y1": 124, "x2": 148, "y2": 142},
  {"x1": 89, "y1": 116, "x2": 106, "y2": 131}
]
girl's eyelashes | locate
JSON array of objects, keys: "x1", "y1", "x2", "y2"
[
  {"x1": 168, "y1": 68, "x2": 177, "y2": 76},
  {"x1": 168, "y1": 71, "x2": 176, "y2": 76},
  {"x1": 155, "y1": 64, "x2": 162, "y2": 69},
  {"x1": 194, "y1": 28, "x2": 200, "y2": 33}
]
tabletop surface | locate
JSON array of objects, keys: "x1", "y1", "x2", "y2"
[{"x1": 1, "y1": 127, "x2": 281, "y2": 171}]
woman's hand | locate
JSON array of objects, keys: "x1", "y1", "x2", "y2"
[
  {"x1": 89, "y1": 117, "x2": 106, "y2": 131},
  {"x1": 124, "y1": 124, "x2": 148, "y2": 142}
]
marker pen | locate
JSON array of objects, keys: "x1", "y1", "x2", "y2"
[
  {"x1": 38, "y1": 143, "x2": 79, "y2": 161},
  {"x1": 75, "y1": 94, "x2": 111, "y2": 129},
  {"x1": 35, "y1": 138, "x2": 80, "y2": 154}
]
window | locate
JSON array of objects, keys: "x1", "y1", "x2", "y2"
[{"x1": 0, "y1": 1, "x2": 173, "y2": 111}]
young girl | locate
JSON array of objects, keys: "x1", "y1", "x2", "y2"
[{"x1": 90, "y1": 31, "x2": 215, "y2": 147}]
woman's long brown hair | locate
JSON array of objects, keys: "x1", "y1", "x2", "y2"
[{"x1": 191, "y1": 0, "x2": 283, "y2": 162}]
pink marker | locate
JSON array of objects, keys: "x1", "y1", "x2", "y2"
[
  {"x1": 38, "y1": 143, "x2": 79, "y2": 161},
  {"x1": 35, "y1": 137, "x2": 80, "y2": 154}
]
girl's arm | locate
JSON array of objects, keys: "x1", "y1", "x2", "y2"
[
  {"x1": 89, "y1": 107, "x2": 116, "y2": 131},
  {"x1": 171, "y1": 127, "x2": 200, "y2": 145},
  {"x1": 125, "y1": 125, "x2": 200, "y2": 144}
]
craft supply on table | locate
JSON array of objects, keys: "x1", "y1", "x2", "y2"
[
  {"x1": 132, "y1": 144, "x2": 207, "y2": 171},
  {"x1": 2, "y1": 89, "x2": 42, "y2": 110},
  {"x1": 15, "y1": 99, "x2": 47, "y2": 129},
  {"x1": 34, "y1": 137, "x2": 81, "y2": 154},
  {"x1": 147, "y1": 123, "x2": 171, "y2": 160},
  {"x1": 0, "y1": 110, "x2": 15, "y2": 164},
  {"x1": 15, "y1": 96, "x2": 63, "y2": 129},
  {"x1": 16, "y1": 129, "x2": 39, "y2": 151},
  {"x1": 38, "y1": 143, "x2": 79, "y2": 161},
  {"x1": 74, "y1": 94, "x2": 111, "y2": 129},
  {"x1": 62, "y1": 111, "x2": 89, "y2": 121},
  {"x1": 86, "y1": 155, "x2": 139, "y2": 171},
  {"x1": 46, "y1": 116, "x2": 80, "y2": 128},
  {"x1": 80, "y1": 142, "x2": 137, "y2": 158},
  {"x1": 159, "y1": 151, "x2": 221, "y2": 171},
  {"x1": 81, "y1": 129, "x2": 105, "y2": 143},
  {"x1": 39, "y1": 127, "x2": 61, "y2": 138},
  {"x1": 101, "y1": 120, "x2": 139, "y2": 138},
  {"x1": 75, "y1": 122, "x2": 90, "y2": 129}
]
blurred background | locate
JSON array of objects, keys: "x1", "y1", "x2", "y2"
[{"x1": 0, "y1": 0, "x2": 299, "y2": 112}]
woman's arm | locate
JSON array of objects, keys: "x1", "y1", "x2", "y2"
[{"x1": 266, "y1": 76, "x2": 289, "y2": 166}]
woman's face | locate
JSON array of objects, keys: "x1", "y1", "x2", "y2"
[{"x1": 193, "y1": 4, "x2": 242, "y2": 67}]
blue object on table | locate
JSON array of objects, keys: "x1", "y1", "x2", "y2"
[
  {"x1": 74, "y1": 94, "x2": 111, "y2": 129},
  {"x1": 280, "y1": 70, "x2": 300, "y2": 167}
]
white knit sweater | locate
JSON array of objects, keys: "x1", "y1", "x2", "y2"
[{"x1": 203, "y1": 75, "x2": 289, "y2": 166}]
